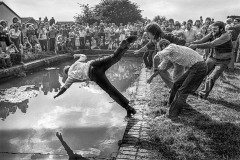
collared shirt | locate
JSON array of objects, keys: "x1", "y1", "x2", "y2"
[
  {"x1": 156, "y1": 43, "x2": 204, "y2": 68},
  {"x1": 63, "y1": 60, "x2": 92, "y2": 89}
]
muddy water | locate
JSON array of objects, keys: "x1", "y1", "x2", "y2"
[{"x1": 0, "y1": 57, "x2": 142, "y2": 159}]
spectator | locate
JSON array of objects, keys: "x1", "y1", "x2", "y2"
[
  {"x1": 172, "y1": 22, "x2": 184, "y2": 38},
  {"x1": 49, "y1": 17, "x2": 55, "y2": 26},
  {"x1": 193, "y1": 20, "x2": 202, "y2": 33},
  {"x1": 204, "y1": 17, "x2": 212, "y2": 33},
  {"x1": 234, "y1": 33, "x2": 240, "y2": 62},
  {"x1": 68, "y1": 28, "x2": 75, "y2": 50},
  {"x1": 183, "y1": 22, "x2": 197, "y2": 46},
  {"x1": 0, "y1": 24, "x2": 11, "y2": 52},
  {"x1": 48, "y1": 26, "x2": 57, "y2": 52},
  {"x1": 85, "y1": 28, "x2": 92, "y2": 49},
  {"x1": 38, "y1": 23, "x2": 48, "y2": 52},
  {"x1": 74, "y1": 28, "x2": 80, "y2": 50},
  {"x1": 228, "y1": 18, "x2": 240, "y2": 65},
  {"x1": 225, "y1": 18, "x2": 233, "y2": 31},
  {"x1": 200, "y1": 16, "x2": 204, "y2": 25},
  {"x1": 79, "y1": 26, "x2": 86, "y2": 48},
  {"x1": 0, "y1": 20, "x2": 9, "y2": 32},
  {"x1": 9, "y1": 24, "x2": 21, "y2": 50}
]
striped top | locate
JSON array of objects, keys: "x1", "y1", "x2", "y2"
[{"x1": 156, "y1": 44, "x2": 204, "y2": 68}]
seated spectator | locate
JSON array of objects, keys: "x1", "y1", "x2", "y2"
[
  {"x1": 0, "y1": 24, "x2": 12, "y2": 52},
  {"x1": 0, "y1": 49, "x2": 12, "y2": 68},
  {"x1": 56, "y1": 33, "x2": 66, "y2": 52},
  {"x1": 22, "y1": 37, "x2": 32, "y2": 54},
  {"x1": 6, "y1": 44, "x2": 20, "y2": 65}
]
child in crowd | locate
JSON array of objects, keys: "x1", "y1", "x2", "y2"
[
  {"x1": 22, "y1": 37, "x2": 33, "y2": 54},
  {"x1": 0, "y1": 46, "x2": 12, "y2": 68},
  {"x1": 196, "y1": 26, "x2": 209, "y2": 60},
  {"x1": 57, "y1": 33, "x2": 66, "y2": 52},
  {"x1": 75, "y1": 31, "x2": 80, "y2": 50},
  {"x1": 6, "y1": 44, "x2": 20, "y2": 65}
]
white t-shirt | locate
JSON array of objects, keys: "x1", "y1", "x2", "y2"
[{"x1": 9, "y1": 29, "x2": 21, "y2": 38}]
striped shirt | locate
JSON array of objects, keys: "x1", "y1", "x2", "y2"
[{"x1": 156, "y1": 44, "x2": 204, "y2": 68}]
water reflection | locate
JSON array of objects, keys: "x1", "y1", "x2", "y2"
[{"x1": 0, "y1": 57, "x2": 142, "y2": 159}]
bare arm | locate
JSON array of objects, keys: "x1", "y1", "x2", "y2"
[
  {"x1": 54, "y1": 87, "x2": 67, "y2": 99},
  {"x1": 56, "y1": 132, "x2": 74, "y2": 156},
  {"x1": 147, "y1": 70, "x2": 160, "y2": 84},
  {"x1": 133, "y1": 44, "x2": 148, "y2": 54}
]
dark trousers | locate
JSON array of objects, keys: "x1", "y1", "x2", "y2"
[
  {"x1": 49, "y1": 38, "x2": 55, "y2": 51},
  {"x1": 39, "y1": 39, "x2": 48, "y2": 51},
  {"x1": 143, "y1": 50, "x2": 154, "y2": 68},
  {"x1": 168, "y1": 61, "x2": 207, "y2": 117},
  {"x1": 80, "y1": 37, "x2": 85, "y2": 47},
  {"x1": 199, "y1": 57, "x2": 230, "y2": 98},
  {"x1": 10, "y1": 37, "x2": 20, "y2": 50},
  {"x1": 89, "y1": 45, "x2": 130, "y2": 109}
]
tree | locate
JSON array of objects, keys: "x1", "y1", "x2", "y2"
[
  {"x1": 74, "y1": 0, "x2": 143, "y2": 25},
  {"x1": 96, "y1": 0, "x2": 143, "y2": 25},
  {"x1": 153, "y1": 15, "x2": 167, "y2": 24},
  {"x1": 74, "y1": 4, "x2": 96, "y2": 24}
]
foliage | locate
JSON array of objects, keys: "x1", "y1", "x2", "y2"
[
  {"x1": 74, "y1": 0, "x2": 143, "y2": 25},
  {"x1": 153, "y1": 15, "x2": 167, "y2": 24}
]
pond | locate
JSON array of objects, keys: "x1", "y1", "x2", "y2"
[{"x1": 0, "y1": 56, "x2": 142, "y2": 160}]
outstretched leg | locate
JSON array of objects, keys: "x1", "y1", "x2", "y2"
[
  {"x1": 90, "y1": 36, "x2": 138, "y2": 72},
  {"x1": 91, "y1": 67, "x2": 136, "y2": 117}
]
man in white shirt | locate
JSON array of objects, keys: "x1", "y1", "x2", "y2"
[
  {"x1": 54, "y1": 36, "x2": 138, "y2": 118},
  {"x1": 183, "y1": 22, "x2": 197, "y2": 46},
  {"x1": 147, "y1": 39, "x2": 207, "y2": 119}
]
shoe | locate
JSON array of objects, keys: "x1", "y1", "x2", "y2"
[{"x1": 126, "y1": 107, "x2": 136, "y2": 117}]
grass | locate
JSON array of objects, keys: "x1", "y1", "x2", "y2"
[{"x1": 146, "y1": 63, "x2": 240, "y2": 160}]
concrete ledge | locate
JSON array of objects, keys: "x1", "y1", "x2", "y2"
[
  {"x1": 0, "y1": 54, "x2": 72, "y2": 80},
  {"x1": 0, "y1": 49, "x2": 143, "y2": 81}
]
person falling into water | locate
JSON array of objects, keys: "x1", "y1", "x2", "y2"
[{"x1": 54, "y1": 36, "x2": 138, "y2": 118}]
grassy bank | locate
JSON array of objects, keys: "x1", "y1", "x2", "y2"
[{"x1": 146, "y1": 63, "x2": 240, "y2": 160}]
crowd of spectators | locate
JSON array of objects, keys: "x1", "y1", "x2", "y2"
[{"x1": 0, "y1": 15, "x2": 240, "y2": 69}]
